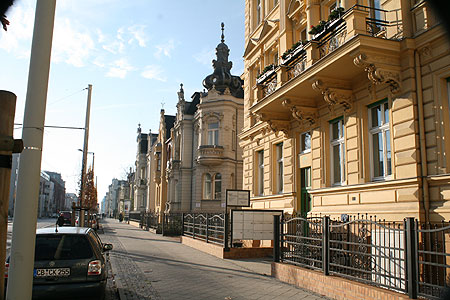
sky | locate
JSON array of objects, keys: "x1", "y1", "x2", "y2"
[{"x1": 0, "y1": 0, "x2": 245, "y2": 205}]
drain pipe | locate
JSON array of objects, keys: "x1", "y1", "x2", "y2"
[{"x1": 415, "y1": 49, "x2": 430, "y2": 223}]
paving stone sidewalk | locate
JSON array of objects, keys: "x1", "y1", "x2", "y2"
[{"x1": 101, "y1": 219, "x2": 330, "y2": 300}]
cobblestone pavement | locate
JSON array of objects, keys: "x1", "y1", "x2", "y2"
[{"x1": 100, "y1": 219, "x2": 330, "y2": 300}]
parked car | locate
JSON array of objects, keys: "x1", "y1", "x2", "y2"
[
  {"x1": 59, "y1": 211, "x2": 72, "y2": 226},
  {"x1": 5, "y1": 227, "x2": 113, "y2": 300}
]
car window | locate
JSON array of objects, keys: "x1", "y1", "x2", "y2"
[
  {"x1": 35, "y1": 234, "x2": 93, "y2": 261},
  {"x1": 88, "y1": 231, "x2": 103, "y2": 250}
]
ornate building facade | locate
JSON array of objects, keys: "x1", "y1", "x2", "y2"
[
  {"x1": 241, "y1": 0, "x2": 450, "y2": 221},
  {"x1": 147, "y1": 24, "x2": 245, "y2": 213}
]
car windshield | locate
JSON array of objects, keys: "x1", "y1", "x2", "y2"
[{"x1": 35, "y1": 234, "x2": 93, "y2": 261}]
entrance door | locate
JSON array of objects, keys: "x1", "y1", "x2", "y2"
[{"x1": 300, "y1": 167, "x2": 311, "y2": 217}]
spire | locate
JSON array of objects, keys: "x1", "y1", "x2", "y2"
[
  {"x1": 177, "y1": 83, "x2": 185, "y2": 102},
  {"x1": 202, "y1": 22, "x2": 244, "y2": 98},
  {"x1": 137, "y1": 123, "x2": 141, "y2": 133}
]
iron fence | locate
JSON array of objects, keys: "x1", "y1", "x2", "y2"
[
  {"x1": 276, "y1": 215, "x2": 450, "y2": 299},
  {"x1": 128, "y1": 211, "x2": 141, "y2": 223},
  {"x1": 416, "y1": 221, "x2": 450, "y2": 299},
  {"x1": 183, "y1": 212, "x2": 228, "y2": 247}
]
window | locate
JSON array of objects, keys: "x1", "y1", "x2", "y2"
[
  {"x1": 203, "y1": 173, "x2": 212, "y2": 199},
  {"x1": 329, "y1": 0, "x2": 342, "y2": 13},
  {"x1": 257, "y1": 150, "x2": 264, "y2": 195},
  {"x1": 330, "y1": 118, "x2": 345, "y2": 185},
  {"x1": 276, "y1": 143, "x2": 284, "y2": 193},
  {"x1": 207, "y1": 122, "x2": 219, "y2": 145},
  {"x1": 369, "y1": 100, "x2": 392, "y2": 179},
  {"x1": 214, "y1": 173, "x2": 222, "y2": 199},
  {"x1": 300, "y1": 132, "x2": 311, "y2": 153},
  {"x1": 157, "y1": 157, "x2": 161, "y2": 171},
  {"x1": 256, "y1": 0, "x2": 262, "y2": 25}
]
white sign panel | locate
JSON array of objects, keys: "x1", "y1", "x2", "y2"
[
  {"x1": 226, "y1": 190, "x2": 250, "y2": 207},
  {"x1": 232, "y1": 210, "x2": 283, "y2": 240}
]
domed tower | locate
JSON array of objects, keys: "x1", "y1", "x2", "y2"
[{"x1": 202, "y1": 23, "x2": 244, "y2": 98}]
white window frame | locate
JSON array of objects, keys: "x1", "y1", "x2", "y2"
[
  {"x1": 207, "y1": 122, "x2": 219, "y2": 146},
  {"x1": 214, "y1": 173, "x2": 222, "y2": 200},
  {"x1": 203, "y1": 173, "x2": 212, "y2": 200},
  {"x1": 276, "y1": 143, "x2": 284, "y2": 193},
  {"x1": 257, "y1": 150, "x2": 264, "y2": 196},
  {"x1": 369, "y1": 100, "x2": 392, "y2": 180},
  {"x1": 300, "y1": 131, "x2": 311, "y2": 154},
  {"x1": 330, "y1": 118, "x2": 345, "y2": 186}
]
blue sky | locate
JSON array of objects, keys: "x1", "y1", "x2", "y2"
[{"x1": 0, "y1": 0, "x2": 245, "y2": 202}]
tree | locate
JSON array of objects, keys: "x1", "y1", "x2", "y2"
[{"x1": 78, "y1": 167, "x2": 97, "y2": 211}]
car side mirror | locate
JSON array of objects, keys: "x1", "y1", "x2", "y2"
[{"x1": 103, "y1": 243, "x2": 113, "y2": 252}]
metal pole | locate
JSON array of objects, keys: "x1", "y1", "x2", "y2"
[
  {"x1": 405, "y1": 217, "x2": 418, "y2": 299},
  {"x1": 273, "y1": 215, "x2": 280, "y2": 263},
  {"x1": 79, "y1": 84, "x2": 92, "y2": 227},
  {"x1": 0, "y1": 91, "x2": 16, "y2": 300},
  {"x1": 6, "y1": 1, "x2": 56, "y2": 299},
  {"x1": 322, "y1": 216, "x2": 330, "y2": 275}
]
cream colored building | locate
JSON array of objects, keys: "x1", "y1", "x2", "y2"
[
  {"x1": 240, "y1": 0, "x2": 450, "y2": 222},
  {"x1": 165, "y1": 26, "x2": 245, "y2": 212}
]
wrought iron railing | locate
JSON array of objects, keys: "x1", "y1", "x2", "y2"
[
  {"x1": 262, "y1": 76, "x2": 277, "y2": 97},
  {"x1": 275, "y1": 215, "x2": 447, "y2": 298},
  {"x1": 416, "y1": 221, "x2": 450, "y2": 299},
  {"x1": 183, "y1": 212, "x2": 228, "y2": 246},
  {"x1": 286, "y1": 54, "x2": 307, "y2": 81},
  {"x1": 317, "y1": 21, "x2": 347, "y2": 59}
]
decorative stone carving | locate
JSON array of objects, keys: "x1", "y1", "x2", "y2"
[
  {"x1": 281, "y1": 99, "x2": 317, "y2": 124},
  {"x1": 353, "y1": 53, "x2": 401, "y2": 94},
  {"x1": 312, "y1": 80, "x2": 353, "y2": 110}
]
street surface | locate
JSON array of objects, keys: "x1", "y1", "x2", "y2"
[
  {"x1": 6, "y1": 218, "x2": 56, "y2": 257},
  {"x1": 99, "y1": 219, "x2": 329, "y2": 300}
]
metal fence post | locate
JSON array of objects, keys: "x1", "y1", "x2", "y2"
[
  {"x1": 224, "y1": 213, "x2": 229, "y2": 251},
  {"x1": 273, "y1": 215, "x2": 280, "y2": 263},
  {"x1": 181, "y1": 213, "x2": 184, "y2": 236},
  {"x1": 193, "y1": 213, "x2": 196, "y2": 239},
  {"x1": 405, "y1": 217, "x2": 418, "y2": 299},
  {"x1": 162, "y1": 213, "x2": 165, "y2": 236},
  {"x1": 206, "y1": 213, "x2": 209, "y2": 243},
  {"x1": 323, "y1": 216, "x2": 330, "y2": 275}
]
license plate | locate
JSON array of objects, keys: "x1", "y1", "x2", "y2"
[{"x1": 34, "y1": 268, "x2": 70, "y2": 277}]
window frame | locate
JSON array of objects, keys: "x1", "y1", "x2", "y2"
[
  {"x1": 300, "y1": 131, "x2": 312, "y2": 154},
  {"x1": 203, "y1": 173, "x2": 212, "y2": 200},
  {"x1": 330, "y1": 118, "x2": 345, "y2": 186},
  {"x1": 257, "y1": 150, "x2": 264, "y2": 196},
  {"x1": 368, "y1": 100, "x2": 392, "y2": 181},
  {"x1": 207, "y1": 122, "x2": 219, "y2": 146},
  {"x1": 275, "y1": 143, "x2": 284, "y2": 193}
]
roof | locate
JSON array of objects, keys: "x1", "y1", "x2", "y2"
[
  {"x1": 164, "y1": 115, "x2": 176, "y2": 140},
  {"x1": 185, "y1": 92, "x2": 200, "y2": 115},
  {"x1": 37, "y1": 226, "x2": 91, "y2": 235}
]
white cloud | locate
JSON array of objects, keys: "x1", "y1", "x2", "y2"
[
  {"x1": 0, "y1": 4, "x2": 34, "y2": 57},
  {"x1": 96, "y1": 29, "x2": 106, "y2": 43},
  {"x1": 154, "y1": 39, "x2": 175, "y2": 59},
  {"x1": 193, "y1": 48, "x2": 215, "y2": 66},
  {"x1": 102, "y1": 40, "x2": 124, "y2": 54},
  {"x1": 141, "y1": 65, "x2": 166, "y2": 82},
  {"x1": 106, "y1": 58, "x2": 135, "y2": 79},
  {"x1": 52, "y1": 18, "x2": 95, "y2": 67},
  {"x1": 127, "y1": 25, "x2": 147, "y2": 47}
]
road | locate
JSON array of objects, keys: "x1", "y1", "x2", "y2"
[{"x1": 6, "y1": 218, "x2": 56, "y2": 257}]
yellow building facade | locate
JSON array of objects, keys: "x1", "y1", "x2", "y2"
[{"x1": 240, "y1": 0, "x2": 450, "y2": 222}]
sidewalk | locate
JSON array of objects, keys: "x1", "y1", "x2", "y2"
[{"x1": 100, "y1": 219, "x2": 330, "y2": 300}]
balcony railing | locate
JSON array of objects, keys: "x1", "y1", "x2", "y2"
[
  {"x1": 262, "y1": 76, "x2": 277, "y2": 97},
  {"x1": 286, "y1": 53, "x2": 307, "y2": 80},
  {"x1": 197, "y1": 145, "x2": 224, "y2": 165}
]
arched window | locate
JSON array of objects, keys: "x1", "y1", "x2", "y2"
[
  {"x1": 203, "y1": 173, "x2": 212, "y2": 199},
  {"x1": 214, "y1": 173, "x2": 222, "y2": 199}
]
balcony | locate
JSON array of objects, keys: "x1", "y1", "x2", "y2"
[
  {"x1": 197, "y1": 145, "x2": 224, "y2": 166},
  {"x1": 249, "y1": 4, "x2": 403, "y2": 128}
]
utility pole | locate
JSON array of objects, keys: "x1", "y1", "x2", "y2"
[
  {"x1": 6, "y1": 1, "x2": 56, "y2": 299},
  {"x1": 0, "y1": 91, "x2": 22, "y2": 300},
  {"x1": 79, "y1": 84, "x2": 92, "y2": 227}
]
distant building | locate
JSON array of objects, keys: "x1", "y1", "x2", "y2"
[
  {"x1": 38, "y1": 171, "x2": 54, "y2": 217},
  {"x1": 44, "y1": 171, "x2": 66, "y2": 212},
  {"x1": 65, "y1": 193, "x2": 78, "y2": 211},
  {"x1": 8, "y1": 153, "x2": 19, "y2": 217}
]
